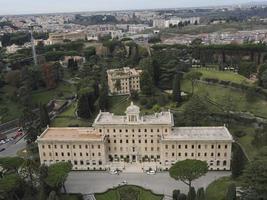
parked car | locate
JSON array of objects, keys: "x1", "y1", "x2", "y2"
[
  {"x1": 146, "y1": 170, "x2": 156, "y2": 175},
  {"x1": 0, "y1": 148, "x2": 5, "y2": 152},
  {"x1": 109, "y1": 169, "x2": 118, "y2": 175},
  {"x1": 0, "y1": 140, "x2": 6, "y2": 144},
  {"x1": 121, "y1": 180, "x2": 127, "y2": 185}
]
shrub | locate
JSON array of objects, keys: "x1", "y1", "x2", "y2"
[{"x1": 173, "y1": 190, "x2": 180, "y2": 200}]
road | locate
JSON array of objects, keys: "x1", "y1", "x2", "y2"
[
  {"x1": 0, "y1": 129, "x2": 27, "y2": 157},
  {"x1": 65, "y1": 171, "x2": 230, "y2": 196}
]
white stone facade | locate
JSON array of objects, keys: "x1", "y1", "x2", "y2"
[{"x1": 37, "y1": 103, "x2": 233, "y2": 171}]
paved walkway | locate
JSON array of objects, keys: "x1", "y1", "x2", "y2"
[{"x1": 65, "y1": 171, "x2": 230, "y2": 196}]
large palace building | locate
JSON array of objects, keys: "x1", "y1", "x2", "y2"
[{"x1": 37, "y1": 103, "x2": 233, "y2": 171}]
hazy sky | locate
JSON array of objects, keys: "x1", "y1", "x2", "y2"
[{"x1": 0, "y1": 0, "x2": 259, "y2": 15}]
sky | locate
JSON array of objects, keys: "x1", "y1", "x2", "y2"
[{"x1": 0, "y1": 0, "x2": 262, "y2": 15}]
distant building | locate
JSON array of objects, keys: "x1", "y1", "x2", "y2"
[
  {"x1": 107, "y1": 67, "x2": 142, "y2": 95},
  {"x1": 48, "y1": 31, "x2": 86, "y2": 45},
  {"x1": 153, "y1": 17, "x2": 200, "y2": 28},
  {"x1": 6, "y1": 44, "x2": 21, "y2": 54}
]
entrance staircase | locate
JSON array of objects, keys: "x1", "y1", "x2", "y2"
[{"x1": 123, "y1": 162, "x2": 143, "y2": 173}]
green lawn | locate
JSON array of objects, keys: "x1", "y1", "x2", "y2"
[
  {"x1": 181, "y1": 80, "x2": 267, "y2": 118},
  {"x1": 51, "y1": 103, "x2": 91, "y2": 127},
  {"x1": 194, "y1": 68, "x2": 250, "y2": 84},
  {"x1": 238, "y1": 134, "x2": 258, "y2": 160},
  {"x1": 95, "y1": 185, "x2": 163, "y2": 200},
  {"x1": 108, "y1": 95, "x2": 130, "y2": 115},
  {"x1": 206, "y1": 177, "x2": 236, "y2": 200},
  {"x1": 32, "y1": 82, "x2": 75, "y2": 105}
]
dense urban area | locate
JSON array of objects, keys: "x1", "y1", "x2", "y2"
[{"x1": 1, "y1": 2, "x2": 267, "y2": 200}]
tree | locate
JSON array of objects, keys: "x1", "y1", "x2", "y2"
[
  {"x1": 232, "y1": 143, "x2": 248, "y2": 179},
  {"x1": 140, "y1": 70, "x2": 154, "y2": 95},
  {"x1": 0, "y1": 174, "x2": 22, "y2": 200},
  {"x1": 241, "y1": 159, "x2": 267, "y2": 198},
  {"x1": 172, "y1": 73, "x2": 182, "y2": 103},
  {"x1": 183, "y1": 95, "x2": 211, "y2": 126},
  {"x1": 226, "y1": 183, "x2": 236, "y2": 200},
  {"x1": 260, "y1": 69, "x2": 267, "y2": 89},
  {"x1": 38, "y1": 165, "x2": 49, "y2": 200},
  {"x1": 196, "y1": 187, "x2": 206, "y2": 200},
  {"x1": 187, "y1": 187, "x2": 196, "y2": 200},
  {"x1": 67, "y1": 58, "x2": 78, "y2": 74},
  {"x1": 45, "y1": 162, "x2": 72, "y2": 193},
  {"x1": 169, "y1": 159, "x2": 208, "y2": 190},
  {"x1": 185, "y1": 71, "x2": 202, "y2": 94},
  {"x1": 177, "y1": 193, "x2": 187, "y2": 200},
  {"x1": 0, "y1": 157, "x2": 24, "y2": 174},
  {"x1": 84, "y1": 46, "x2": 96, "y2": 61},
  {"x1": 39, "y1": 104, "x2": 50, "y2": 128},
  {"x1": 114, "y1": 79, "x2": 121, "y2": 91},
  {"x1": 173, "y1": 190, "x2": 180, "y2": 200}
]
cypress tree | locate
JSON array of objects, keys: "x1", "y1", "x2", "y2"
[
  {"x1": 226, "y1": 183, "x2": 236, "y2": 200},
  {"x1": 232, "y1": 143, "x2": 248, "y2": 179},
  {"x1": 40, "y1": 104, "x2": 50, "y2": 128},
  {"x1": 172, "y1": 73, "x2": 181, "y2": 103},
  {"x1": 196, "y1": 187, "x2": 206, "y2": 200},
  {"x1": 187, "y1": 187, "x2": 196, "y2": 200}
]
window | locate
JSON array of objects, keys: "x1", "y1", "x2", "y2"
[
  {"x1": 178, "y1": 153, "x2": 181, "y2": 156},
  {"x1": 98, "y1": 152, "x2": 101, "y2": 156},
  {"x1": 151, "y1": 140, "x2": 153, "y2": 143},
  {"x1": 185, "y1": 145, "x2": 188, "y2": 149},
  {"x1": 114, "y1": 140, "x2": 116, "y2": 143},
  {"x1": 151, "y1": 129, "x2": 153, "y2": 132},
  {"x1": 218, "y1": 145, "x2": 221, "y2": 149},
  {"x1": 217, "y1": 160, "x2": 220, "y2": 166},
  {"x1": 55, "y1": 152, "x2": 58, "y2": 156},
  {"x1": 74, "y1": 153, "x2": 76, "y2": 156},
  {"x1": 139, "y1": 140, "x2": 141, "y2": 143},
  {"x1": 67, "y1": 145, "x2": 69, "y2": 149},
  {"x1": 185, "y1": 153, "x2": 188, "y2": 157},
  {"x1": 211, "y1": 153, "x2": 214, "y2": 156},
  {"x1": 132, "y1": 140, "x2": 135, "y2": 143},
  {"x1": 99, "y1": 129, "x2": 102, "y2": 133},
  {"x1": 73, "y1": 145, "x2": 75, "y2": 149},
  {"x1": 224, "y1": 153, "x2": 227, "y2": 157},
  {"x1": 79, "y1": 145, "x2": 82, "y2": 149},
  {"x1": 61, "y1": 152, "x2": 64, "y2": 156},
  {"x1": 165, "y1": 129, "x2": 168, "y2": 133},
  {"x1": 42, "y1": 145, "x2": 45, "y2": 149},
  {"x1": 113, "y1": 129, "x2": 116, "y2": 133},
  {"x1": 217, "y1": 153, "x2": 221, "y2": 157},
  {"x1": 145, "y1": 129, "x2": 147, "y2": 132},
  {"x1": 204, "y1": 153, "x2": 207, "y2": 157},
  {"x1": 165, "y1": 145, "x2": 168, "y2": 149},
  {"x1": 178, "y1": 145, "x2": 181, "y2": 149},
  {"x1": 98, "y1": 145, "x2": 101, "y2": 149},
  {"x1": 85, "y1": 145, "x2": 88, "y2": 149},
  {"x1": 49, "y1": 152, "x2": 52, "y2": 156},
  {"x1": 192, "y1": 145, "x2": 194, "y2": 149},
  {"x1": 92, "y1": 153, "x2": 95, "y2": 157},
  {"x1": 151, "y1": 147, "x2": 154, "y2": 151},
  {"x1": 43, "y1": 152, "x2": 46, "y2": 156},
  {"x1": 132, "y1": 129, "x2": 135, "y2": 133},
  {"x1": 67, "y1": 152, "x2": 70, "y2": 156},
  {"x1": 223, "y1": 160, "x2": 227, "y2": 166},
  {"x1": 172, "y1": 153, "x2": 175, "y2": 157},
  {"x1": 92, "y1": 145, "x2": 94, "y2": 149},
  {"x1": 225, "y1": 145, "x2": 228, "y2": 149},
  {"x1": 74, "y1": 160, "x2": 78, "y2": 165},
  {"x1": 157, "y1": 129, "x2": 160, "y2": 132},
  {"x1": 54, "y1": 145, "x2": 57, "y2": 149},
  {"x1": 126, "y1": 139, "x2": 129, "y2": 143},
  {"x1": 172, "y1": 145, "x2": 175, "y2": 149},
  {"x1": 198, "y1": 145, "x2": 201, "y2": 149},
  {"x1": 80, "y1": 153, "x2": 82, "y2": 156},
  {"x1": 211, "y1": 145, "x2": 214, "y2": 149},
  {"x1": 120, "y1": 139, "x2": 122, "y2": 143},
  {"x1": 119, "y1": 129, "x2": 122, "y2": 133},
  {"x1": 198, "y1": 153, "x2": 201, "y2": 156},
  {"x1": 138, "y1": 129, "x2": 141, "y2": 132},
  {"x1": 86, "y1": 153, "x2": 89, "y2": 156},
  {"x1": 80, "y1": 160, "x2": 84, "y2": 165},
  {"x1": 191, "y1": 153, "x2": 194, "y2": 157},
  {"x1": 145, "y1": 139, "x2": 147, "y2": 143}
]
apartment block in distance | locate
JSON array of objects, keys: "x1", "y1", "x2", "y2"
[
  {"x1": 37, "y1": 102, "x2": 233, "y2": 171},
  {"x1": 107, "y1": 67, "x2": 142, "y2": 95}
]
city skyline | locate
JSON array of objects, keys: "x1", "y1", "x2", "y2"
[{"x1": 0, "y1": 0, "x2": 265, "y2": 15}]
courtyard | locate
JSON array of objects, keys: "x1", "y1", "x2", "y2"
[{"x1": 65, "y1": 171, "x2": 230, "y2": 196}]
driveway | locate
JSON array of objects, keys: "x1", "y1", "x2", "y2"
[{"x1": 65, "y1": 171, "x2": 230, "y2": 196}]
